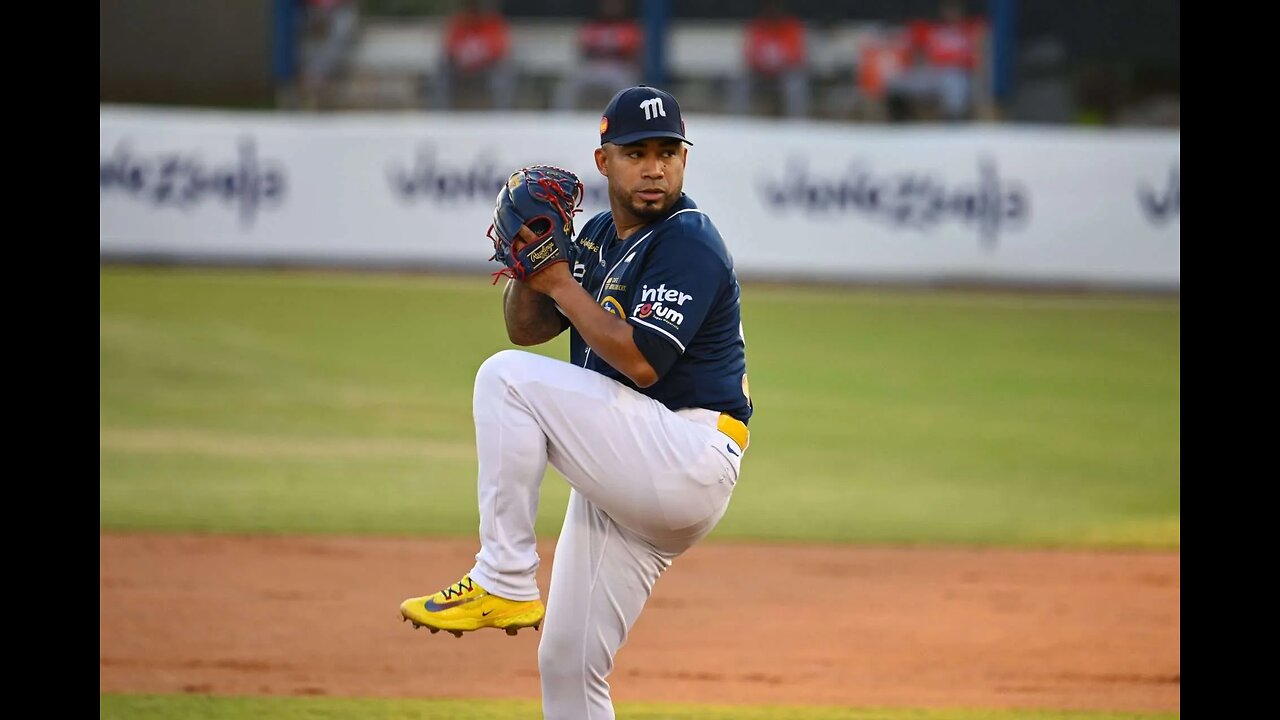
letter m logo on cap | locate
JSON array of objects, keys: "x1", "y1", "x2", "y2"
[{"x1": 640, "y1": 97, "x2": 667, "y2": 120}]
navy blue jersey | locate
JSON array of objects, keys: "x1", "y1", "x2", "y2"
[{"x1": 565, "y1": 194, "x2": 752, "y2": 424}]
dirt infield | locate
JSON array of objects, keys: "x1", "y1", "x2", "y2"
[{"x1": 100, "y1": 533, "x2": 1179, "y2": 713}]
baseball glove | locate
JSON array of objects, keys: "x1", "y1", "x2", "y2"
[{"x1": 487, "y1": 165, "x2": 585, "y2": 283}]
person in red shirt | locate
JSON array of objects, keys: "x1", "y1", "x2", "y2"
[
  {"x1": 429, "y1": 0, "x2": 516, "y2": 110},
  {"x1": 553, "y1": 0, "x2": 644, "y2": 111},
  {"x1": 886, "y1": 0, "x2": 986, "y2": 121},
  {"x1": 727, "y1": 0, "x2": 810, "y2": 118}
]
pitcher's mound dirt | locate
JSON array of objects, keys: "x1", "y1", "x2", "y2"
[{"x1": 100, "y1": 533, "x2": 1179, "y2": 713}]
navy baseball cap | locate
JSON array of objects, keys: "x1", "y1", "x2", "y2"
[{"x1": 599, "y1": 85, "x2": 693, "y2": 146}]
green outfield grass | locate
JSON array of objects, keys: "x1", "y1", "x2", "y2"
[
  {"x1": 99, "y1": 694, "x2": 1178, "y2": 720},
  {"x1": 100, "y1": 267, "x2": 1179, "y2": 548}
]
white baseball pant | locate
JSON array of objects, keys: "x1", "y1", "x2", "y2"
[{"x1": 464, "y1": 349, "x2": 742, "y2": 720}]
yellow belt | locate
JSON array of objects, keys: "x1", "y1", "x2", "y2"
[{"x1": 717, "y1": 413, "x2": 750, "y2": 453}]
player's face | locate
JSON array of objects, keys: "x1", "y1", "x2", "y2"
[{"x1": 597, "y1": 139, "x2": 687, "y2": 222}]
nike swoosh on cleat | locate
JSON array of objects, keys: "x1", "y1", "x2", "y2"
[
  {"x1": 726, "y1": 443, "x2": 739, "y2": 457},
  {"x1": 482, "y1": 610, "x2": 494, "y2": 616},
  {"x1": 424, "y1": 598, "x2": 471, "y2": 612}
]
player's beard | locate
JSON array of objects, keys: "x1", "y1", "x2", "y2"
[{"x1": 613, "y1": 183, "x2": 677, "y2": 223}]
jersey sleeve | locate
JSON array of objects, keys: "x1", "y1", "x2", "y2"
[{"x1": 627, "y1": 236, "x2": 727, "y2": 357}]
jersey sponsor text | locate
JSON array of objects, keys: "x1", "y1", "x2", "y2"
[
  {"x1": 639, "y1": 283, "x2": 692, "y2": 305},
  {"x1": 634, "y1": 301, "x2": 684, "y2": 327}
]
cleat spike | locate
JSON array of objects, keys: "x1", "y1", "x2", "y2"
[
  {"x1": 534, "y1": 622, "x2": 541, "y2": 631},
  {"x1": 506, "y1": 627, "x2": 518, "y2": 636},
  {"x1": 429, "y1": 627, "x2": 439, "y2": 634},
  {"x1": 450, "y1": 630, "x2": 464, "y2": 638}
]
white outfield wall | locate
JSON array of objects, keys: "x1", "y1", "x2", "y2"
[{"x1": 100, "y1": 106, "x2": 1180, "y2": 289}]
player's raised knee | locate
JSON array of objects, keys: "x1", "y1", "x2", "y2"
[{"x1": 475, "y1": 348, "x2": 535, "y2": 388}]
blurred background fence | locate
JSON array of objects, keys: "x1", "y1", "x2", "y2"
[
  {"x1": 100, "y1": 0, "x2": 1180, "y2": 126},
  {"x1": 100, "y1": 0, "x2": 1178, "y2": 291}
]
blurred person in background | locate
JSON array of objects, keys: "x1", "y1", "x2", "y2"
[
  {"x1": 553, "y1": 0, "x2": 644, "y2": 111},
  {"x1": 299, "y1": 0, "x2": 359, "y2": 110},
  {"x1": 429, "y1": 0, "x2": 516, "y2": 110},
  {"x1": 850, "y1": 27, "x2": 913, "y2": 122},
  {"x1": 884, "y1": 0, "x2": 986, "y2": 121},
  {"x1": 727, "y1": 0, "x2": 810, "y2": 118}
]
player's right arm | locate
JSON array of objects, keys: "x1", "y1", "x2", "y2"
[
  {"x1": 500, "y1": 223, "x2": 572, "y2": 346},
  {"x1": 503, "y1": 278, "x2": 569, "y2": 346}
]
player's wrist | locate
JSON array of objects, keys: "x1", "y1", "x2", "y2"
[{"x1": 534, "y1": 263, "x2": 579, "y2": 299}]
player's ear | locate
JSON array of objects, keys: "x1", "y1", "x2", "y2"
[{"x1": 594, "y1": 146, "x2": 608, "y2": 177}]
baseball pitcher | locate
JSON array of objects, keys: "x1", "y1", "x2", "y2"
[{"x1": 400, "y1": 85, "x2": 752, "y2": 720}]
